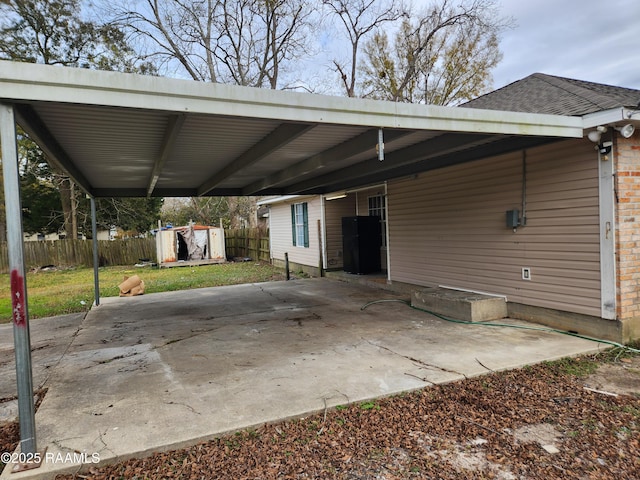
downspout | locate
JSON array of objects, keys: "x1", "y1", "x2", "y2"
[
  {"x1": 521, "y1": 151, "x2": 527, "y2": 226},
  {"x1": 385, "y1": 182, "x2": 391, "y2": 283}
]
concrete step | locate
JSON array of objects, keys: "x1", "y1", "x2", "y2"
[{"x1": 411, "y1": 287, "x2": 507, "y2": 322}]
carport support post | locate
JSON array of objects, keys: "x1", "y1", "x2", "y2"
[
  {"x1": 0, "y1": 103, "x2": 37, "y2": 454},
  {"x1": 91, "y1": 196, "x2": 100, "y2": 306}
]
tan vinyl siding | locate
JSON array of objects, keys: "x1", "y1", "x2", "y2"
[
  {"x1": 269, "y1": 197, "x2": 321, "y2": 267},
  {"x1": 388, "y1": 139, "x2": 601, "y2": 317},
  {"x1": 324, "y1": 196, "x2": 357, "y2": 269}
]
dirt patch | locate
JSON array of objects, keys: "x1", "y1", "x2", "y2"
[{"x1": 583, "y1": 356, "x2": 640, "y2": 397}]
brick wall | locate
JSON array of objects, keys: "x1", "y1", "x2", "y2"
[{"x1": 615, "y1": 135, "x2": 640, "y2": 321}]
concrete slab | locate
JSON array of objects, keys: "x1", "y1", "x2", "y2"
[
  {"x1": 412, "y1": 287, "x2": 508, "y2": 322},
  {"x1": 1, "y1": 278, "x2": 608, "y2": 479},
  {"x1": 0, "y1": 313, "x2": 84, "y2": 405}
]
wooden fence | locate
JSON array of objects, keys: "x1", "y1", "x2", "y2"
[
  {"x1": 224, "y1": 228, "x2": 270, "y2": 262},
  {"x1": 0, "y1": 228, "x2": 270, "y2": 272},
  {"x1": 0, "y1": 238, "x2": 157, "y2": 272}
]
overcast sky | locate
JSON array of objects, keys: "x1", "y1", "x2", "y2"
[
  {"x1": 310, "y1": 0, "x2": 640, "y2": 96},
  {"x1": 490, "y1": 0, "x2": 640, "y2": 89}
]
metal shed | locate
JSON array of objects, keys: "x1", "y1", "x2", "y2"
[{"x1": 156, "y1": 224, "x2": 226, "y2": 267}]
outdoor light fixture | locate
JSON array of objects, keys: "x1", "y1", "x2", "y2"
[
  {"x1": 586, "y1": 126, "x2": 612, "y2": 158},
  {"x1": 615, "y1": 124, "x2": 635, "y2": 138},
  {"x1": 599, "y1": 141, "x2": 613, "y2": 156},
  {"x1": 587, "y1": 130, "x2": 602, "y2": 143},
  {"x1": 587, "y1": 125, "x2": 608, "y2": 143},
  {"x1": 325, "y1": 192, "x2": 347, "y2": 201}
]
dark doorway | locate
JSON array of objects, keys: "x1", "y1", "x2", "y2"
[{"x1": 177, "y1": 233, "x2": 189, "y2": 261}]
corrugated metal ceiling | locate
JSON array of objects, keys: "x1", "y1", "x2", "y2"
[{"x1": 0, "y1": 62, "x2": 584, "y2": 199}]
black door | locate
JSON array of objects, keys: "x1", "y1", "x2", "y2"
[{"x1": 342, "y1": 216, "x2": 381, "y2": 274}]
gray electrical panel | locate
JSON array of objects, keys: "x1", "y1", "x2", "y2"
[{"x1": 506, "y1": 209, "x2": 520, "y2": 228}]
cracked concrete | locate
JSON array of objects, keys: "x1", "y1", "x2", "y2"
[
  {"x1": 0, "y1": 313, "x2": 84, "y2": 423},
  {"x1": 0, "y1": 278, "x2": 607, "y2": 479},
  {"x1": 363, "y1": 339, "x2": 468, "y2": 380}
]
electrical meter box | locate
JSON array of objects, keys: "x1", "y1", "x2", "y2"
[{"x1": 506, "y1": 209, "x2": 520, "y2": 228}]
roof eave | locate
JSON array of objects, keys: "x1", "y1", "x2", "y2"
[{"x1": 582, "y1": 107, "x2": 637, "y2": 129}]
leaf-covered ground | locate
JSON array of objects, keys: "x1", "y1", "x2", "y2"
[{"x1": 0, "y1": 351, "x2": 628, "y2": 479}]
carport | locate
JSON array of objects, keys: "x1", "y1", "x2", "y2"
[{"x1": 0, "y1": 61, "x2": 583, "y2": 463}]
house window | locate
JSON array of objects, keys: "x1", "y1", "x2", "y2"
[
  {"x1": 291, "y1": 202, "x2": 309, "y2": 247},
  {"x1": 368, "y1": 195, "x2": 387, "y2": 247}
]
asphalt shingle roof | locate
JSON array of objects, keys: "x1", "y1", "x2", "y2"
[{"x1": 462, "y1": 73, "x2": 640, "y2": 116}]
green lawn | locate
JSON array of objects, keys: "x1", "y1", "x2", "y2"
[{"x1": 0, "y1": 262, "x2": 287, "y2": 323}]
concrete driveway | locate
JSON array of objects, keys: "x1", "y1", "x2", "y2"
[{"x1": 1, "y1": 278, "x2": 608, "y2": 479}]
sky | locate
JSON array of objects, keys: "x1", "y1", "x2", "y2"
[
  {"x1": 309, "y1": 0, "x2": 640, "y2": 96},
  {"x1": 489, "y1": 0, "x2": 640, "y2": 89}
]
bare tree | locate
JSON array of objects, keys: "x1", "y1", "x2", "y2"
[
  {"x1": 110, "y1": 0, "x2": 313, "y2": 88},
  {"x1": 360, "y1": 0, "x2": 511, "y2": 105},
  {"x1": 322, "y1": 0, "x2": 404, "y2": 97},
  {"x1": 0, "y1": 0, "x2": 156, "y2": 239},
  {"x1": 106, "y1": 0, "x2": 315, "y2": 226}
]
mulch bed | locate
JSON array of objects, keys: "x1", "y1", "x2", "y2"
[{"x1": 2, "y1": 357, "x2": 640, "y2": 479}]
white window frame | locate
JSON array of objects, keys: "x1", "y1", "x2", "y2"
[{"x1": 368, "y1": 195, "x2": 387, "y2": 247}]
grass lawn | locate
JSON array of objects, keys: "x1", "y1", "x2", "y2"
[{"x1": 0, "y1": 262, "x2": 287, "y2": 323}]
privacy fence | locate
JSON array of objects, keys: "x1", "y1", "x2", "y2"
[
  {"x1": 224, "y1": 228, "x2": 270, "y2": 262},
  {"x1": 0, "y1": 228, "x2": 270, "y2": 273}
]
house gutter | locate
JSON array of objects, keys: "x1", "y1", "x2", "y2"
[{"x1": 582, "y1": 107, "x2": 639, "y2": 129}]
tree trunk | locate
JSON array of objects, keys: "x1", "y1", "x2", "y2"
[
  {"x1": 248, "y1": 197, "x2": 258, "y2": 228},
  {"x1": 57, "y1": 176, "x2": 75, "y2": 238},
  {"x1": 227, "y1": 196, "x2": 241, "y2": 229},
  {"x1": 71, "y1": 181, "x2": 78, "y2": 239}
]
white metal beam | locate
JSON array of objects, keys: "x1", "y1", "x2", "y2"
[
  {"x1": 148, "y1": 114, "x2": 186, "y2": 197},
  {"x1": 14, "y1": 104, "x2": 94, "y2": 195},
  {"x1": 243, "y1": 129, "x2": 412, "y2": 195},
  {"x1": 285, "y1": 132, "x2": 493, "y2": 193},
  {"x1": 197, "y1": 122, "x2": 314, "y2": 196},
  {"x1": 0, "y1": 61, "x2": 583, "y2": 139},
  {"x1": 599, "y1": 145, "x2": 617, "y2": 319}
]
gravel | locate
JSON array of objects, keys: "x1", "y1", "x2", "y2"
[{"x1": 2, "y1": 353, "x2": 640, "y2": 479}]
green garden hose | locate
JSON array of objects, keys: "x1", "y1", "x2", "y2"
[{"x1": 361, "y1": 298, "x2": 640, "y2": 354}]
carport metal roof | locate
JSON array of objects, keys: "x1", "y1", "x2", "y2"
[
  {"x1": 0, "y1": 61, "x2": 584, "y2": 199},
  {"x1": 0, "y1": 60, "x2": 585, "y2": 462}
]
